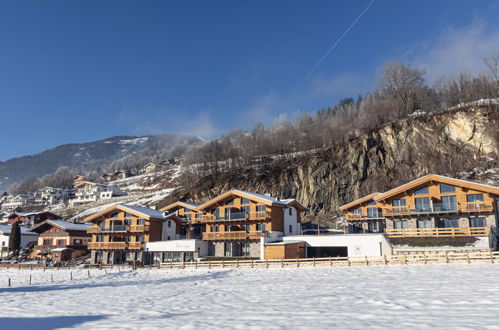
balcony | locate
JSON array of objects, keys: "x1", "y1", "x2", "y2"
[
  {"x1": 88, "y1": 242, "x2": 127, "y2": 250},
  {"x1": 199, "y1": 212, "x2": 270, "y2": 223},
  {"x1": 127, "y1": 225, "x2": 150, "y2": 233},
  {"x1": 461, "y1": 202, "x2": 493, "y2": 213},
  {"x1": 87, "y1": 226, "x2": 100, "y2": 234},
  {"x1": 382, "y1": 206, "x2": 411, "y2": 217},
  {"x1": 128, "y1": 242, "x2": 143, "y2": 250},
  {"x1": 202, "y1": 231, "x2": 267, "y2": 241},
  {"x1": 384, "y1": 226, "x2": 489, "y2": 238}
]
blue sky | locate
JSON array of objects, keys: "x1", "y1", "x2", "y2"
[{"x1": 0, "y1": 0, "x2": 498, "y2": 161}]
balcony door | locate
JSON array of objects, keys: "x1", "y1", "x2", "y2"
[
  {"x1": 415, "y1": 197, "x2": 431, "y2": 212},
  {"x1": 417, "y1": 219, "x2": 432, "y2": 229},
  {"x1": 440, "y1": 196, "x2": 457, "y2": 212}
]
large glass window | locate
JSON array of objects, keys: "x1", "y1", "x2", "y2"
[
  {"x1": 417, "y1": 219, "x2": 432, "y2": 228},
  {"x1": 211, "y1": 226, "x2": 219, "y2": 232},
  {"x1": 467, "y1": 194, "x2": 484, "y2": 202},
  {"x1": 441, "y1": 195, "x2": 457, "y2": 211},
  {"x1": 394, "y1": 220, "x2": 408, "y2": 229},
  {"x1": 241, "y1": 198, "x2": 251, "y2": 205},
  {"x1": 367, "y1": 201, "x2": 376, "y2": 206},
  {"x1": 256, "y1": 224, "x2": 266, "y2": 231},
  {"x1": 256, "y1": 205, "x2": 266, "y2": 212},
  {"x1": 440, "y1": 184, "x2": 456, "y2": 193},
  {"x1": 241, "y1": 224, "x2": 250, "y2": 231},
  {"x1": 367, "y1": 208, "x2": 379, "y2": 218},
  {"x1": 241, "y1": 242, "x2": 250, "y2": 257},
  {"x1": 225, "y1": 200, "x2": 234, "y2": 206},
  {"x1": 470, "y1": 217, "x2": 486, "y2": 227},
  {"x1": 392, "y1": 199, "x2": 406, "y2": 207},
  {"x1": 414, "y1": 197, "x2": 431, "y2": 212},
  {"x1": 184, "y1": 208, "x2": 192, "y2": 213},
  {"x1": 414, "y1": 186, "x2": 429, "y2": 195},
  {"x1": 353, "y1": 208, "x2": 362, "y2": 214},
  {"x1": 443, "y1": 219, "x2": 460, "y2": 228}
]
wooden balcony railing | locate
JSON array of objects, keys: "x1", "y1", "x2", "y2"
[
  {"x1": 345, "y1": 214, "x2": 363, "y2": 221},
  {"x1": 384, "y1": 227, "x2": 489, "y2": 238},
  {"x1": 202, "y1": 231, "x2": 267, "y2": 241},
  {"x1": 127, "y1": 242, "x2": 143, "y2": 250},
  {"x1": 382, "y1": 207, "x2": 411, "y2": 216},
  {"x1": 461, "y1": 202, "x2": 493, "y2": 213},
  {"x1": 199, "y1": 212, "x2": 271, "y2": 223},
  {"x1": 88, "y1": 242, "x2": 127, "y2": 250},
  {"x1": 127, "y1": 225, "x2": 150, "y2": 233}
]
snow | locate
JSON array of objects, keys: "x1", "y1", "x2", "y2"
[{"x1": 1, "y1": 264, "x2": 499, "y2": 328}]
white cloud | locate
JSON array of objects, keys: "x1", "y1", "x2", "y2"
[{"x1": 409, "y1": 23, "x2": 499, "y2": 82}]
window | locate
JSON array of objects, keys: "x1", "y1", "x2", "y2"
[
  {"x1": 167, "y1": 236, "x2": 171, "y2": 240},
  {"x1": 439, "y1": 195, "x2": 457, "y2": 211},
  {"x1": 137, "y1": 236, "x2": 144, "y2": 242},
  {"x1": 289, "y1": 225, "x2": 293, "y2": 233},
  {"x1": 110, "y1": 212, "x2": 119, "y2": 218},
  {"x1": 256, "y1": 205, "x2": 266, "y2": 212},
  {"x1": 241, "y1": 198, "x2": 251, "y2": 205},
  {"x1": 288, "y1": 208, "x2": 293, "y2": 216},
  {"x1": 353, "y1": 208, "x2": 362, "y2": 214},
  {"x1": 367, "y1": 208, "x2": 378, "y2": 218},
  {"x1": 415, "y1": 197, "x2": 431, "y2": 212},
  {"x1": 225, "y1": 200, "x2": 234, "y2": 206},
  {"x1": 417, "y1": 219, "x2": 432, "y2": 228},
  {"x1": 241, "y1": 242, "x2": 250, "y2": 256},
  {"x1": 241, "y1": 224, "x2": 250, "y2": 231},
  {"x1": 225, "y1": 225, "x2": 232, "y2": 232},
  {"x1": 440, "y1": 184, "x2": 456, "y2": 193},
  {"x1": 137, "y1": 219, "x2": 145, "y2": 225},
  {"x1": 467, "y1": 194, "x2": 484, "y2": 202},
  {"x1": 470, "y1": 217, "x2": 486, "y2": 227},
  {"x1": 211, "y1": 226, "x2": 219, "y2": 232},
  {"x1": 43, "y1": 239, "x2": 52, "y2": 245},
  {"x1": 167, "y1": 221, "x2": 172, "y2": 228},
  {"x1": 124, "y1": 212, "x2": 133, "y2": 218},
  {"x1": 256, "y1": 224, "x2": 266, "y2": 231},
  {"x1": 443, "y1": 219, "x2": 459, "y2": 228},
  {"x1": 414, "y1": 186, "x2": 429, "y2": 195},
  {"x1": 96, "y1": 235, "x2": 104, "y2": 242},
  {"x1": 367, "y1": 201, "x2": 376, "y2": 206},
  {"x1": 394, "y1": 220, "x2": 408, "y2": 229},
  {"x1": 368, "y1": 221, "x2": 379, "y2": 232},
  {"x1": 392, "y1": 199, "x2": 406, "y2": 207},
  {"x1": 241, "y1": 206, "x2": 251, "y2": 214},
  {"x1": 74, "y1": 239, "x2": 82, "y2": 245},
  {"x1": 56, "y1": 239, "x2": 66, "y2": 246},
  {"x1": 184, "y1": 208, "x2": 192, "y2": 213}
]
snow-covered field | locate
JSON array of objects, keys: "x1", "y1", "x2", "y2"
[{"x1": 1, "y1": 264, "x2": 499, "y2": 329}]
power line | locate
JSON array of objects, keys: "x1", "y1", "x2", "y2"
[{"x1": 298, "y1": 0, "x2": 376, "y2": 87}]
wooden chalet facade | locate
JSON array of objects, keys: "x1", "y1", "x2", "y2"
[
  {"x1": 160, "y1": 201, "x2": 203, "y2": 239},
  {"x1": 340, "y1": 174, "x2": 499, "y2": 238},
  {"x1": 191, "y1": 190, "x2": 305, "y2": 258},
  {"x1": 84, "y1": 204, "x2": 167, "y2": 265},
  {"x1": 28, "y1": 220, "x2": 91, "y2": 262}
]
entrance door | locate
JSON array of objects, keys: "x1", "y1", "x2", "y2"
[{"x1": 224, "y1": 242, "x2": 232, "y2": 257}]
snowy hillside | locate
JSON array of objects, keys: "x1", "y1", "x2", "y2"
[{"x1": 1, "y1": 264, "x2": 499, "y2": 328}]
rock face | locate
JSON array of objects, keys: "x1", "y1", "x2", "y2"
[{"x1": 177, "y1": 105, "x2": 499, "y2": 214}]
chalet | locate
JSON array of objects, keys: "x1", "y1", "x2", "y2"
[
  {"x1": 1, "y1": 194, "x2": 36, "y2": 210},
  {"x1": 143, "y1": 163, "x2": 157, "y2": 173},
  {"x1": 196, "y1": 190, "x2": 305, "y2": 258},
  {"x1": 84, "y1": 204, "x2": 167, "y2": 265},
  {"x1": 340, "y1": 174, "x2": 499, "y2": 238},
  {"x1": 39, "y1": 187, "x2": 74, "y2": 205},
  {"x1": 69, "y1": 181, "x2": 127, "y2": 207},
  {"x1": 0, "y1": 225, "x2": 38, "y2": 257},
  {"x1": 73, "y1": 175, "x2": 88, "y2": 187},
  {"x1": 160, "y1": 201, "x2": 203, "y2": 239},
  {"x1": 7, "y1": 211, "x2": 63, "y2": 226},
  {"x1": 28, "y1": 220, "x2": 91, "y2": 262}
]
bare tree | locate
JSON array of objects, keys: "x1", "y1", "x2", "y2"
[
  {"x1": 484, "y1": 52, "x2": 499, "y2": 91},
  {"x1": 378, "y1": 61, "x2": 426, "y2": 118}
]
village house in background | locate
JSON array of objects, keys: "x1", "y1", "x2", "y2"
[
  {"x1": 340, "y1": 174, "x2": 499, "y2": 238},
  {"x1": 160, "y1": 201, "x2": 203, "y2": 239},
  {"x1": 101, "y1": 170, "x2": 134, "y2": 182},
  {"x1": 0, "y1": 224, "x2": 38, "y2": 258},
  {"x1": 4, "y1": 211, "x2": 63, "y2": 226},
  {"x1": 69, "y1": 181, "x2": 127, "y2": 207},
  {"x1": 28, "y1": 220, "x2": 91, "y2": 262},
  {"x1": 85, "y1": 204, "x2": 169, "y2": 265}
]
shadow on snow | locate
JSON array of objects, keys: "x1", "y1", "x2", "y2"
[{"x1": 0, "y1": 315, "x2": 108, "y2": 330}]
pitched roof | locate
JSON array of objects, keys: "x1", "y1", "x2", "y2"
[
  {"x1": 0, "y1": 225, "x2": 38, "y2": 236},
  {"x1": 83, "y1": 204, "x2": 165, "y2": 222},
  {"x1": 374, "y1": 174, "x2": 499, "y2": 201},
  {"x1": 160, "y1": 201, "x2": 200, "y2": 212},
  {"x1": 28, "y1": 220, "x2": 91, "y2": 233},
  {"x1": 197, "y1": 189, "x2": 303, "y2": 210},
  {"x1": 339, "y1": 192, "x2": 381, "y2": 211}
]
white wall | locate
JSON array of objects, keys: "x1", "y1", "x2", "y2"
[
  {"x1": 283, "y1": 207, "x2": 300, "y2": 236},
  {"x1": 0, "y1": 233, "x2": 38, "y2": 257},
  {"x1": 282, "y1": 234, "x2": 393, "y2": 257},
  {"x1": 161, "y1": 220, "x2": 178, "y2": 240},
  {"x1": 145, "y1": 239, "x2": 209, "y2": 256}
]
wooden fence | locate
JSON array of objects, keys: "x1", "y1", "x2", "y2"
[
  {"x1": 385, "y1": 226, "x2": 489, "y2": 238},
  {"x1": 159, "y1": 251, "x2": 499, "y2": 269}
]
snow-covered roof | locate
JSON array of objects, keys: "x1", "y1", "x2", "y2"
[
  {"x1": 0, "y1": 225, "x2": 38, "y2": 236},
  {"x1": 119, "y1": 205, "x2": 166, "y2": 219},
  {"x1": 232, "y1": 190, "x2": 283, "y2": 204},
  {"x1": 45, "y1": 220, "x2": 91, "y2": 231}
]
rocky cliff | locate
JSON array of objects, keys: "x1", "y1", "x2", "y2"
[{"x1": 166, "y1": 105, "x2": 499, "y2": 215}]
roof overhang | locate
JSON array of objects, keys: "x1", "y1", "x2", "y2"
[
  {"x1": 83, "y1": 204, "x2": 162, "y2": 223},
  {"x1": 198, "y1": 190, "x2": 278, "y2": 210},
  {"x1": 160, "y1": 201, "x2": 200, "y2": 212},
  {"x1": 339, "y1": 192, "x2": 381, "y2": 211}
]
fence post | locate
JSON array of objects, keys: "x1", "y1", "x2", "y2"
[
  {"x1": 490, "y1": 251, "x2": 494, "y2": 264},
  {"x1": 251, "y1": 259, "x2": 254, "y2": 269},
  {"x1": 195, "y1": 260, "x2": 198, "y2": 269},
  {"x1": 347, "y1": 257, "x2": 351, "y2": 267},
  {"x1": 404, "y1": 255, "x2": 407, "y2": 265},
  {"x1": 466, "y1": 251, "x2": 470, "y2": 264},
  {"x1": 170, "y1": 260, "x2": 173, "y2": 269},
  {"x1": 8, "y1": 278, "x2": 11, "y2": 287},
  {"x1": 51, "y1": 274, "x2": 54, "y2": 283},
  {"x1": 297, "y1": 258, "x2": 300, "y2": 268},
  {"x1": 365, "y1": 256, "x2": 368, "y2": 266},
  {"x1": 222, "y1": 259, "x2": 225, "y2": 269},
  {"x1": 329, "y1": 256, "x2": 332, "y2": 267},
  {"x1": 70, "y1": 272, "x2": 73, "y2": 280},
  {"x1": 236, "y1": 259, "x2": 239, "y2": 268},
  {"x1": 209, "y1": 260, "x2": 212, "y2": 269},
  {"x1": 88, "y1": 270, "x2": 91, "y2": 278},
  {"x1": 29, "y1": 275, "x2": 32, "y2": 285},
  {"x1": 281, "y1": 259, "x2": 284, "y2": 268},
  {"x1": 313, "y1": 257, "x2": 316, "y2": 267},
  {"x1": 383, "y1": 255, "x2": 387, "y2": 265},
  {"x1": 266, "y1": 259, "x2": 269, "y2": 268},
  {"x1": 445, "y1": 251, "x2": 449, "y2": 263}
]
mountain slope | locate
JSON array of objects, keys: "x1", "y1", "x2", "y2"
[{"x1": 0, "y1": 134, "x2": 200, "y2": 191}]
